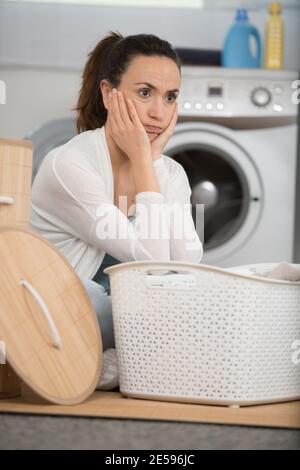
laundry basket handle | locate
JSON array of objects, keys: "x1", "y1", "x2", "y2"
[
  {"x1": 140, "y1": 260, "x2": 200, "y2": 275},
  {"x1": 137, "y1": 261, "x2": 199, "y2": 290}
]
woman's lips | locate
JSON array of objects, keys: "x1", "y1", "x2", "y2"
[{"x1": 145, "y1": 126, "x2": 162, "y2": 134}]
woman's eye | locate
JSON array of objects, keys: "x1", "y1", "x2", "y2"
[
  {"x1": 139, "y1": 89, "x2": 150, "y2": 98},
  {"x1": 138, "y1": 89, "x2": 178, "y2": 103},
  {"x1": 167, "y1": 94, "x2": 177, "y2": 103}
]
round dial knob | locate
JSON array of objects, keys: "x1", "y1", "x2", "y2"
[{"x1": 251, "y1": 87, "x2": 272, "y2": 107}]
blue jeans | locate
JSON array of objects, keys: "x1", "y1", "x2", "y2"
[{"x1": 80, "y1": 278, "x2": 115, "y2": 351}]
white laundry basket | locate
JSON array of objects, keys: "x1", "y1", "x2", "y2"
[{"x1": 104, "y1": 261, "x2": 300, "y2": 407}]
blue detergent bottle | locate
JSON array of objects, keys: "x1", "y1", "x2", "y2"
[{"x1": 222, "y1": 9, "x2": 262, "y2": 68}]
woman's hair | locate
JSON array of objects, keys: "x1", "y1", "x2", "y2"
[{"x1": 74, "y1": 31, "x2": 181, "y2": 133}]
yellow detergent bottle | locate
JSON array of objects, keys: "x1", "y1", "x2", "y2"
[{"x1": 264, "y1": 2, "x2": 284, "y2": 69}]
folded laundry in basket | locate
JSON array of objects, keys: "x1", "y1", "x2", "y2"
[
  {"x1": 225, "y1": 261, "x2": 300, "y2": 282},
  {"x1": 264, "y1": 261, "x2": 300, "y2": 282}
]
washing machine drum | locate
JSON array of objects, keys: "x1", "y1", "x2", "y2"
[
  {"x1": 167, "y1": 142, "x2": 251, "y2": 251},
  {"x1": 25, "y1": 118, "x2": 77, "y2": 184},
  {"x1": 165, "y1": 121, "x2": 263, "y2": 260}
]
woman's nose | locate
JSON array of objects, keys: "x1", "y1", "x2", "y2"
[{"x1": 148, "y1": 98, "x2": 164, "y2": 120}]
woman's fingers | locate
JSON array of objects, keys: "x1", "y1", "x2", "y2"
[
  {"x1": 163, "y1": 103, "x2": 178, "y2": 138},
  {"x1": 117, "y1": 91, "x2": 133, "y2": 129},
  {"x1": 168, "y1": 103, "x2": 178, "y2": 132},
  {"x1": 109, "y1": 89, "x2": 134, "y2": 132},
  {"x1": 126, "y1": 98, "x2": 144, "y2": 130},
  {"x1": 108, "y1": 91, "x2": 118, "y2": 132},
  {"x1": 111, "y1": 89, "x2": 124, "y2": 131},
  {"x1": 149, "y1": 103, "x2": 178, "y2": 159}
]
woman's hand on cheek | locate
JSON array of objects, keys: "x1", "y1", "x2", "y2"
[
  {"x1": 107, "y1": 89, "x2": 152, "y2": 165},
  {"x1": 150, "y1": 103, "x2": 178, "y2": 161}
]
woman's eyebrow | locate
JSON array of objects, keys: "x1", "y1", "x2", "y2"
[{"x1": 134, "y1": 82, "x2": 179, "y2": 93}]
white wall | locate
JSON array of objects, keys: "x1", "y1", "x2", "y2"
[
  {"x1": 0, "y1": 1, "x2": 299, "y2": 138},
  {"x1": 1, "y1": 1, "x2": 300, "y2": 69},
  {"x1": 0, "y1": 66, "x2": 80, "y2": 138}
]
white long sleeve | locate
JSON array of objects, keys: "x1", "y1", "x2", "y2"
[
  {"x1": 29, "y1": 127, "x2": 203, "y2": 279},
  {"x1": 32, "y1": 151, "x2": 170, "y2": 263}
]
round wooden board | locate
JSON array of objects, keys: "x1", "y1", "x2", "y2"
[{"x1": 0, "y1": 226, "x2": 102, "y2": 405}]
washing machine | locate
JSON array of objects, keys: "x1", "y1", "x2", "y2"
[
  {"x1": 165, "y1": 66, "x2": 299, "y2": 267},
  {"x1": 26, "y1": 66, "x2": 299, "y2": 267}
]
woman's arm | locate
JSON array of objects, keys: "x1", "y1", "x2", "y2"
[
  {"x1": 30, "y1": 150, "x2": 170, "y2": 263},
  {"x1": 105, "y1": 62, "x2": 197, "y2": 263},
  {"x1": 131, "y1": 155, "x2": 160, "y2": 194}
]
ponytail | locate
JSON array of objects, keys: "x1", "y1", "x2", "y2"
[{"x1": 74, "y1": 31, "x2": 122, "y2": 133}]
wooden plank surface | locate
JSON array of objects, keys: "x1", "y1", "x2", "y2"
[{"x1": 0, "y1": 387, "x2": 299, "y2": 429}]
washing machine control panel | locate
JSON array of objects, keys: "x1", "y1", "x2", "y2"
[{"x1": 179, "y1": 67, "x2": 299, "y2": 119}]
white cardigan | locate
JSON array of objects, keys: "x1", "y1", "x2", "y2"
[{"x1": 29, "y1": 126, "x2": 203, "y2": 279}]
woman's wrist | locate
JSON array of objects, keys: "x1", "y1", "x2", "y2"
[
  {"x1": 132, "y1": 157, "x2": 160, "y2": 194},
  {"x1": 152, "y1": 153, "x2": 161, "y2": 161},
  {"x1": 129, "y1": 150, "x2": 152, "y2": 167}
]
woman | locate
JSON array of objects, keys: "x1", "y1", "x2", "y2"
[{"x1": 29, "y1": 31, "x2": 203, "y2": 368}]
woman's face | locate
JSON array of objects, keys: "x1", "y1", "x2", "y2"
[{"x1": 104, "y1": 55, "x2": 180, "y2": 140}]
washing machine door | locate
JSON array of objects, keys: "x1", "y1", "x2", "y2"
[
  {"x1": 25, "y1": 118, "x2": 77, "y2": 184},
  {"x1": 164, "y1": 121, "x2": 263, "y2": 266}
]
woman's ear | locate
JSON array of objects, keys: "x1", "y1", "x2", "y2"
[{"x1": 100, "y1": 79, "x2": 112, "y2": 111}]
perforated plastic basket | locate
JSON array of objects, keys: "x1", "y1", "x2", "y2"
[{"x1": 104, "y1": 261, "x2": 300, "y2": 407}]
